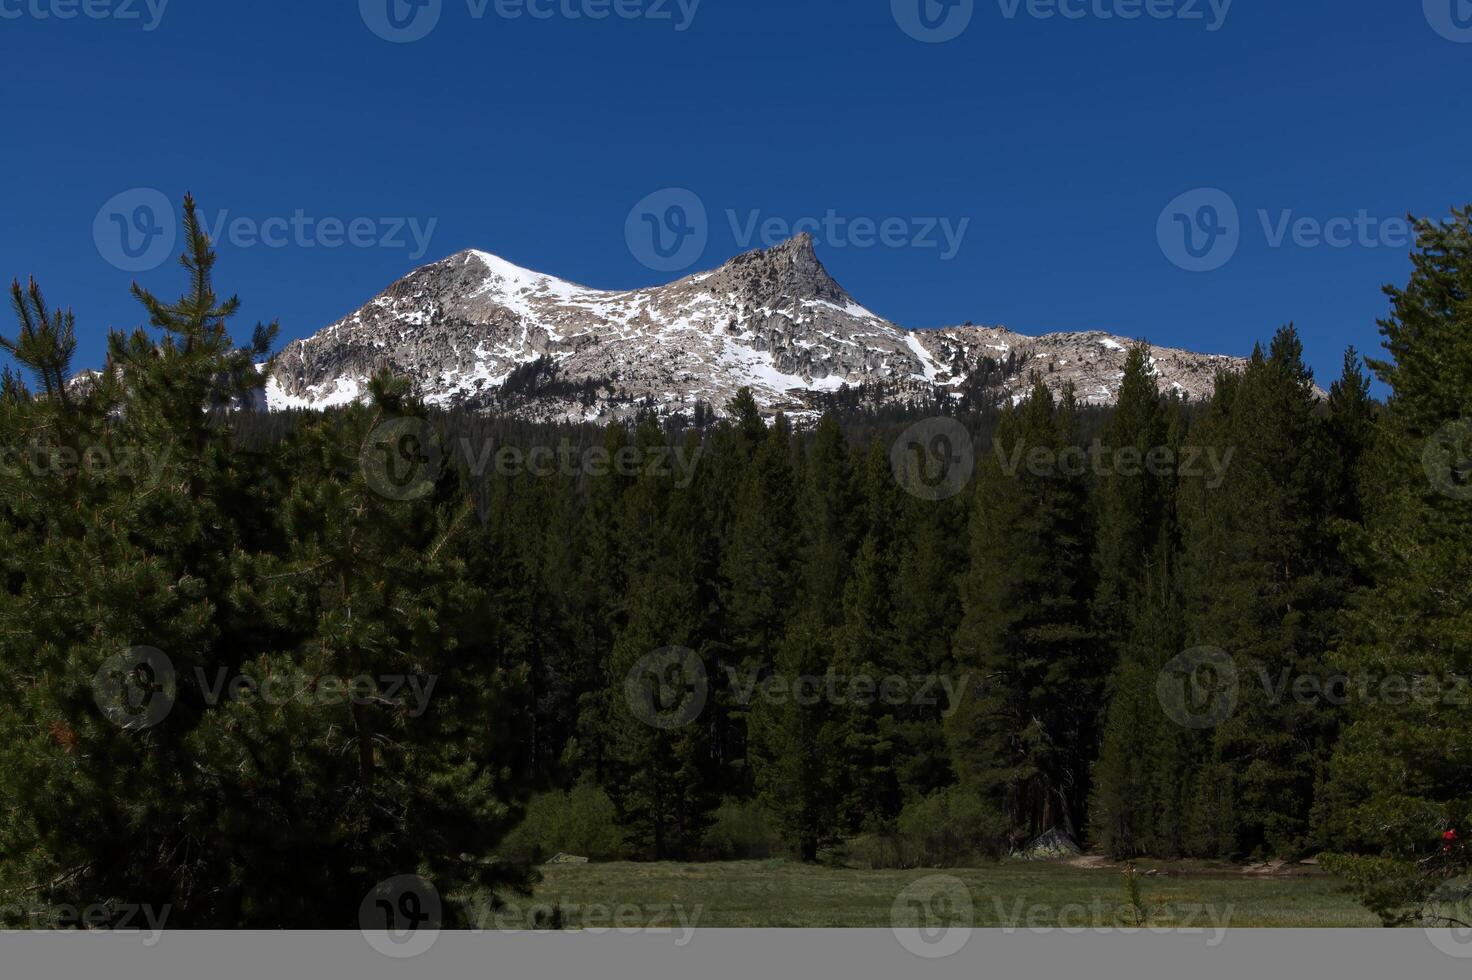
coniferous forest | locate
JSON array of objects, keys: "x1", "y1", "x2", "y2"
[{"x1": 1, "y1": 198, "x2": 1470, "y2": 929}]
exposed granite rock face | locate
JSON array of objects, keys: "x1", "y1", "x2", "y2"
[{"x1": 265, "y1": 234, "x2": 1253, "y2": 421}]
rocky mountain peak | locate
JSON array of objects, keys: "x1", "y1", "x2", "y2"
[
  {"x1": 261, "y1": 236, "x2": 1256, "y2": 422},
  {"x1": 702, "y1": 233, "x2": 851, "y2": 307}
]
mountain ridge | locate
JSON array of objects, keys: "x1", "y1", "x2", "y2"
[{"x1": 263, "y1": 234, "x2": 1248, "y2": 421}]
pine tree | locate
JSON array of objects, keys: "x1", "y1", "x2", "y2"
[
  {"x1": 946, "y1": 378, "x2": 1098, "y2": 848},
  {"x1": 1322, "y1": 207, "x2": 1472, "y2": 923},
  {"x1": 3, "y1": 278, "x2": 78, "y2": 405},
  {"x1": 1173, "y1": 328, "x2": 1349, "y2": 858},
  {"x1": 720, "y1": 411, "x2": 799, "y2": 663},
  {"x1": 1088, "y1": 345, "x2": 1174, "y2": 853},
  {"x1": 798, "y1": 413, "x2": 858, "y2": 623},
  {"x1": 834, "y1": 439, "x2": 907, "y2": 828},
  {"x1": 602, "y1": 419, "x2": 717, "y2": 858},
  {"x1": 0, "y1": 198, "x2": 536, "y2": 926},
  {"x1": 889, "y1": 476, "x2": 969, "y2": 803},
  {"x1": 1091, "y1": 344, "x2": 1168, "y2": 639},
  {"x1": 750, "y1": 615, "x2": 845, "y2": 861}
]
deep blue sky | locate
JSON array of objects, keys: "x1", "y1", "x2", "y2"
[{"x1": 1, "y1": 0, "x2": 1468, "y2": 391}]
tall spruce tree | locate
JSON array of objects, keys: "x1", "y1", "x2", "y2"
[
  {"x1": 1173, "y1": 328, "x2": 1350, "y2": 858},
  {"x1": 750, "y1": 614, "x2": 846, "y2": 861},
  {"x1": 1322, "y1": 207, "x2": 1472, "y2": 923},
  {"x1": 1091, "y1": 344, "x2": 1169, "y2": 639},
  {"x1": 1088, "y1": 347, "x2": 1178, "y2": 855},
  {"x1": 946, "y1": 378, "x2": 1098, "y2": 847},
  {"x1": 602, "y1": 419, "x2": 717, "y2": 858},
  {"x1": 834, "y1": 438, "x2": 908, "y2": 829}
]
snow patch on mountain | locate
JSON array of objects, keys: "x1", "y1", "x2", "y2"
[{"x1": 264, "y1": 235, "x2": 1252, "y2": 420}]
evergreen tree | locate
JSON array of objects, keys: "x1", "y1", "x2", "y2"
[
  {"x1": 602, "y1": 420, "x2": 717, "y2": 858},
  {"x1": 833, "y1": 439, "x2": 907, "y2": 829},
  {"x1": 1173, "y1": 328, "x2": 1350, "y2": 858},
  {"x1": 946, "y1": 378, "x2": 1098, "y2": 847},
  {"x1": 889, "y1": 478, "x2": 969, "y2": 803},
  {"x1": 0, "y1": 198, "x2": 535, "y2": 926},
  {"x1": 750, "y1": 615, "x2": 846, "y2": 861},
  {"x1": 1322, "y1": 207, "x2": 1472, "y2": 923},
  {"x1": 3, "y1": 278, "x2": 77, "y2": 405},
  {"x1": 1091, "y1": 344, "x2": 1168, "y2": 639}
]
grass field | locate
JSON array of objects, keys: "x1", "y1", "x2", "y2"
[{"x1": 486, "y1": 859, "x2": 1380, "y2": 931}]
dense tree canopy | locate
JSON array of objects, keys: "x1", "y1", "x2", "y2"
[{"x1": 1, "y1": 198, "x2": 1468, "y2": 927}]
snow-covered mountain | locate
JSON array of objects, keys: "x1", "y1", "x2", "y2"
[{"x1": 265, "y1": 234, "x2": 1244, "y2": 421}]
